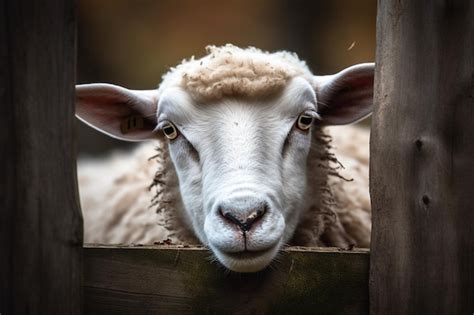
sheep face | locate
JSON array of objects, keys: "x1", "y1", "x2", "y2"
[
  {"x1": 75, "y1": 45, "x2": 374, "y2": 273},
  {"x1": 157, "y1": 77, "x2": 316, "y2": 272}
]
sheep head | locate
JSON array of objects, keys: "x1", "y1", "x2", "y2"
[{"x1": 76, "y1": 45, "x2": 374, "y2": 272}]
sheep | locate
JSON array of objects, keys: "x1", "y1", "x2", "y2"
[{"x1": 76, "y1": 44, "x2": 373, "y2": 272}]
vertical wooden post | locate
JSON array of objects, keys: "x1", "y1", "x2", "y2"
[
  {"x1": 370, "y1": 0, "x2": 473, "y2": 313},
  {"x1": 0, "y1": 1, "x2": 82, "y2": 314}
]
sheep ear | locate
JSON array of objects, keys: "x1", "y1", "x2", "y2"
[
  {"x1": 75, "y1": 83, "x2": 158, "y2": 141},
  {"x1": 314, "y1": 63, "x2": 374, "y2": 125}
]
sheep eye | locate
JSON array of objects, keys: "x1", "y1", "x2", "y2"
[
  {"x1": 162, "y1": 122, "x2": 178, "y2": 140},
  {"x1": 297, "y1": 113, "x2": 314, "y2": 130}
]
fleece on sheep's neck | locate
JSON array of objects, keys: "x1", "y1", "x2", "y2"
[{"x1": 158, "y1": 44, "x2": 316, "y2": 103}]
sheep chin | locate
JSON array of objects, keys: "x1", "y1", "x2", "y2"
[{"x1": 209, "y1": 241, "x2": 282, "y2": 273}]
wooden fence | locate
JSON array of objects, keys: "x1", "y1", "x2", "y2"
[
  {"x1": 370, "y1": 1, "x2": 474, "y2": 314},
  {"x1": 1, "y1": 0, "x2": 473, "y2": 314},
  {"x1": 84, "y1": 246, "x2": 368, "y2": 314},
  {"x1": 0, "y1": 1, "x2": 82, "y2": 314}
]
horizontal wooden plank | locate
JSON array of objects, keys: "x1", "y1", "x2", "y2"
[{"x1": 84, "y1": 245, "x2": 369, "y2": 314}]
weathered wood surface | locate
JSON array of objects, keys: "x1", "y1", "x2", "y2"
[
  {"x1": 84, "y1": 246, "x2": 368, "y2": 314},
  {"x1": 0, "y1": 1, "x2": 82, "y2": 314},
  {"x1": 370, "y1": 0, "x2": 474, "y2": 314}
]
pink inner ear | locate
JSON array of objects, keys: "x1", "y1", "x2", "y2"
[
  {"x1": 75, "y1": 84, "x2": 158, "y2": 141},
  {"x1": 316, "y1": 63, "x2": 374, "y2": 125},
  {"x1": 344, "y1": 77, "x2": 374, "y2": 91}
]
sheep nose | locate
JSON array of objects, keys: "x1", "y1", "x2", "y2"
[{"x1": 218, "y1": 200, "x2": 267, "y2": 232}]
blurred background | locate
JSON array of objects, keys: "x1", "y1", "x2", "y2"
[{"x1": 77, "y1": 0, "x2": 376, "y2": 157}]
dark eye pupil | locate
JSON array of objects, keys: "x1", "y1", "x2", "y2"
[
  {"x1": 163, "y1": 126, "x2": 175, "y2": 135},
  {"x1": 299, "y1": 116, "x2": 313, "y2": 125}
]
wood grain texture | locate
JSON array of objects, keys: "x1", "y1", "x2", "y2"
[
  {"x1": 0, "y1": 1, "x2": 82, "y2": 314},
  {"x1": 84, "y1": 246, "x2": 369, "y2": 314},
  {"x1": 370, "y1": 0, "x2": 474, "y2": 313}
]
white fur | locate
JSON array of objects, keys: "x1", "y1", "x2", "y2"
[
  {"x1": 78, "y1": 125, "x2": 371, "y2": 266},
  {"x1": 77, "y1": 45, "x2": 373, "y2": 272}
]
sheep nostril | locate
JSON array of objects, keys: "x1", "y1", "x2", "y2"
[
  {"x1": 242, "y1": 205, "x2": 266, "y2": 231},
  {"x1": 218, "y1": 203, "x2": 267, "y2": 232},
  {"x1": 219, "y1": 207, "x2": 243, "y2": 227}
]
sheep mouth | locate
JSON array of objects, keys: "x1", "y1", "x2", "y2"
[
  {"x1": 211, "y1": 243, "x2": 281, "y2": 273},
  {"x1": 223, "y1": 248, "x2": 274, "y2": 260}
]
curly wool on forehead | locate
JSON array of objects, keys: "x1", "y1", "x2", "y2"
[{"x1": 158, "y1": 44, "x2": 315, "y2": 102}]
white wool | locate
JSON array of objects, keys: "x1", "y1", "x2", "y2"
[
  {"x1": 79, "y1": 143, "x2": 196, "y2": 245},
  {"x1": 78, "y1": 124, "x2": 370, "y2": 247},
  {"x1": 157, "y1": 44, "x2": 315, "y2": 103},
  {"x1": 327, "y1": 125, "x2": 371, "y2": 247},
  {"x1": 78, "y1": 45, "x2": 372, "y2": 249}
]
